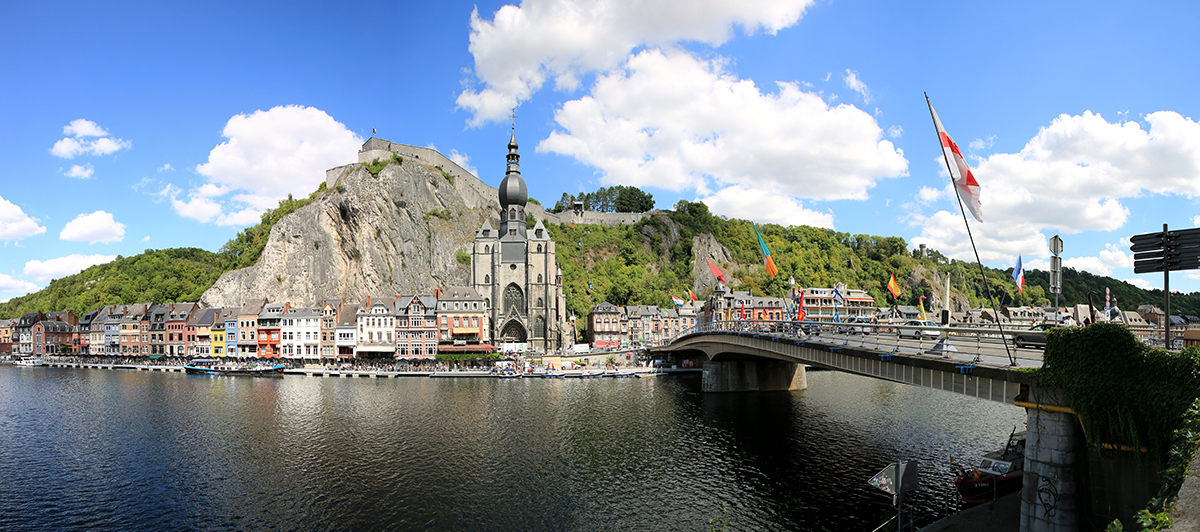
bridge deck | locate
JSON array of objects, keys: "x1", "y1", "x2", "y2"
[{"x1": 653, "y1": 331, "x2": 1033, "y2": 403}]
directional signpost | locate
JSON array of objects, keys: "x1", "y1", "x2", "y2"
[{"x1": 1130, "y1": 224, "x2": 1200, "y2": 349}]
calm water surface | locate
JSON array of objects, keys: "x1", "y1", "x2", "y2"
[{"x1": 0, "y1": 366, "x2": 1024, "y2": 531}]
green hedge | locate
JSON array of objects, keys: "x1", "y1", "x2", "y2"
[{"x1": 1040, "y1": 323, "x2": 1200, "y2": 461}]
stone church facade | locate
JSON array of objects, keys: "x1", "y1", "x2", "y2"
[{"x1": 471, "y1": 133, "x2": 566, "y2": 353}]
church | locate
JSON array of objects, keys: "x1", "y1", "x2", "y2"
[{"x1": 470, "y1": 132, "x2": 567, "y2": 353}]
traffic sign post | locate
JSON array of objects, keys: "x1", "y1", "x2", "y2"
[
  {"x1": 870, "y1": 460, "x2": 919, "y2": 531},
  {"x1": 1049, "y1": 235, "x2": 1063, "y2": 323},
  {"x1": 1129, "y1": 224, "x2": 1200, "y2": 349}
]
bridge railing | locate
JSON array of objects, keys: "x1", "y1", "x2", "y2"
[{"x1": 668, "y1": 320, "x2": 1039, "y2": 367}]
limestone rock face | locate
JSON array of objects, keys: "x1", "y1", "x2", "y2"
[
  {"x1": 692, "y1": 233, "x2": 737, "y2": 296},
  {"x1": 201, "y1": 160, "x2": 502, "y2": 308}
]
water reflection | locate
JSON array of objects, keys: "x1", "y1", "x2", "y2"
[{"x1": 0, "y1": 366, "x2": 1023, "y2": 531}]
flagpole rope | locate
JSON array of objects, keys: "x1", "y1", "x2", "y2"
[{"x1": 925, "y1": 93, "x2": 1016, "y2": 367}]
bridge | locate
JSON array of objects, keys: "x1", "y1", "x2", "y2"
[
  {"x1": 650, "y1": 320, "x2": 1036, "y2": 398},
  {"x1": 649, "y1": 321, "x2": 1142, "y2": 532}
]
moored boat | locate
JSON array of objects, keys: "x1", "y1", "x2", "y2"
[
  {"x1": 541, "y1": 371, "x2": 565, "y2": 378},
  {"x1": 613, "y1": 370, "x2": 636, "y2": 378},
  {"x1": 579, "y1": 371, "x2": 603, "y2": 378},
  {"x1": 184, "y1": 359, "x2": 285, "y2": 377},
  {"x1": 13, "y1": 356, "x2": 45, "y2": 367},
  {"x1": 952, "y1": 428, "x2": 1025, "y2": 503}
]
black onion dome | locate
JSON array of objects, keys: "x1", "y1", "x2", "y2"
[{"x1": 498, "y1": 131, "x2": 527, "y2": 208}]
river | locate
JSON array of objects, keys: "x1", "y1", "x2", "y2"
[{"x1": 0, "y1": 365, "x2": 1025, "y2": 531}]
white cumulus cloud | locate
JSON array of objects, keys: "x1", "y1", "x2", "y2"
[
  {"x1": 457, "y1": 0, "x2": 815, "y2": 126},
  {"x1": 0, "y1": 196, "x2": 46, "y2": 242},
  {"x1": 0, "y1": 273, "x2": 39, "y2": 296},
  {"x1": 24, "y1": 254, "x2": 117, "y2": 283},
  {"x1": 447, "y1": 150, "x2": 478, "y2": 177},
  {"x1": 59, "y1": 211, "x2": 126, "y2": 244},
  {"x1": 65, "y1": 164, "x2": 94, "y2": 179},
  {"x1": 50, "y1": 119, "x2": 131, "y2": 159},
  {"x1": 538, "y1": 49, "x2": 908, "y2": 201},
  {"x1": 177, "y1": 105, "x2": 361, "y2": 226},
  {"x1": 699, "y1": 185, "x2": 834, "y2": 228},
  {"x1": 157, "y1": 163, "x2": 174, "y2": 172},
  {"x1": 911, "y1": 110, "x2": 1200, "y2": 263}
]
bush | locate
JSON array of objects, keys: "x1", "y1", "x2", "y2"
[
  {"x1": 365, "y1": 158, "x2": 387, "y2": 176},
  {"x1": 456, "y1": 249, "x2": 471, "y2": 266}
]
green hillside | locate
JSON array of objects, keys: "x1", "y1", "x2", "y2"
[
  {"x1": 0, "y1": 189, "x2": 324, "y2": 318},
  {"x1": 2, "y1": 186, "x2": 1195, "y2": 321}
]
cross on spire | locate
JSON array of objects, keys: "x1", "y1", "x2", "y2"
[{"x1": 509, "y1": 107, "x2": 517, "y2": 131}]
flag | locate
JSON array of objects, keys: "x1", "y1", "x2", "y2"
[
  {"x1": 918, "y1": 295, "x2": 927, "y2": 321},
  {"x1": 372, "y1": 128, "x2": 377, "y2": 134},
  {"x1": 887, "y1": 274, "x2": 902, "y2": 299},
  {"x1": 687, "y1": 288, "x2": 697, "y2": 301},
  {"x1": 754, "y1": 224, "x2": 779, "y2": 278},
  {"x1": 707, "y1": 258, "x2": 726, "y2": 283},
  {"x1": 927, "y1": 97, "x2": 983, "y2": 222},
  {"x1": 797, "y1": 290, "x2": 806, "y2": 321},
  {"x1": 832, "y1": 286, "x2": 845, "y2": 305},
  {"x1": 1013, "y1": 255, "x2": 1025, "y2": 295},
  {"x1": 671, "y1": 294, "x2": 685, "y2": 306}
]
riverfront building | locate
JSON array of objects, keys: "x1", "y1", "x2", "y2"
[{"x1": 470, "y1": 133, "x2": 566, "y2": 353}]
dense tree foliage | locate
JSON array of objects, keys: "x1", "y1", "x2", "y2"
[
  {"x1": 0, "y1": 249, "x2": 226, "y2": 318},
  {"x1": 0, "y1": 186, "x2": 331, "y2": 319},
  {"x1": 550, "y1": 185, "x2": 655, "y2": 213}
]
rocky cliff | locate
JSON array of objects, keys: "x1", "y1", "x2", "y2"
[{"x1": 201, "y1": 157, "x2": 503, "y2": 308}]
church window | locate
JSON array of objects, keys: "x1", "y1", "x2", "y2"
[
  {"x1": 537, "y1": 274, "x2": 543, "y2": 283},
  {"x1": 534, "y1": 317, "x2": 546, "y2": 337},
  {"x1": 504, "y1": 284, "x2": 525, "y2": 315},
  {"x1": 510, "y1": 229, "x2": 516, "y2": 236},
  {"x1": 537, "y1": 244, "x2": 542, "y2": 252},
  {"x1": 509, "y1": 208, "x2": 516, "y2": 220},
  {"x1": 485, "y1": 298, "x2": 490, "y2": 308},
  {"x1": 537, "y1": 298, "x2": 543, "y2": 307},
  {"x1": 484, "y1": 245, "x2": 490, "y2": 253},
  {"x1": 484, "y1": 275, "x2": 490, "y2": 284},
  {"x1": 536, "y1": 230, "x2": 543, "y2": 239}
]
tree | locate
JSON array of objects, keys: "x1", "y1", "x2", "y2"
[{"x1": 614, "y1": 186, "x2": 654, "y2": 212}]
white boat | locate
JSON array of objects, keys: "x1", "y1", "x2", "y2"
[{"x1": 13, "y1": 356, "x2": 45, "y2": 367}]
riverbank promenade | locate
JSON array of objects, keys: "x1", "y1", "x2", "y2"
[{"x1": 34, "y1": 360, "x2": 698, "y2": 379}]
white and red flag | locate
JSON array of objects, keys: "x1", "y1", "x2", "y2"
[{"x1": 927, "y1": 98, "x2": 983, "y2": 223}]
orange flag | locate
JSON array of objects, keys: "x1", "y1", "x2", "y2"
[{"x1": 887, "y1": 274, "x2": 901, "y2": 299}]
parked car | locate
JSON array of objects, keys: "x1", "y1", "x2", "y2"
[
  {"x1": 837, "y1": 316, "x2": 875, "y2": 335},
  {"x1": 1013, "y1": 323, "x2": 1057, "y2": 349},
  {"x1": 897, "y1": 320, "x2": 941, "y2": 340}
]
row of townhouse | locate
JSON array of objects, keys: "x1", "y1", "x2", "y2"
[
  {"x1": 586, "y1": 301, "x2": 702, "y2": 348},
  {"x1": 1, "y1": 286, "x2": 504, "y2": 362}
]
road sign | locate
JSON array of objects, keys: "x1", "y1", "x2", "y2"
[
  {"x1": 1130, "y1": 227, "x2": 1200, "y2": 273},
  {"x1": 869, "y1": 460, "x2": 919, "y2": 495},
  {"x1": 1049, "y1": 256, "x2": 1062, "y2": 294},
  {"x1": 1049, "y1": 235, "x2": 1063, "y2": 257}
]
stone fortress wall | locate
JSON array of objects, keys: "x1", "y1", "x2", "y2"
[{"x1": 327, "y1": 138, "x2": 651, "y2": 229}]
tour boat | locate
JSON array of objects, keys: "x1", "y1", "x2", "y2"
[
  {"x1": 613, "y1": 370, "x2": 636, "y2": 378},
  {"x1": 952, "y1": 428, "x2": 1026, "y2": 503},
  {"x1": 13, "y1": 356, "x2": 45, "y2": 367},
  {"x1": 541, "y1": 371, "x2": 565, "y2": 378},
  {"x1": 184, "y1": 359, "x2": 285, "y2": 377},
  {"x1": 496, "y1": 369, "x2": 521, "y2": 379},
  {"x1": 579, "y1": 371, "x2": 603, "y2": 378}
]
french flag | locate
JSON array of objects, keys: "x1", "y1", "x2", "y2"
[{"x1": 1013, "y1": 255, "x2": 1025, "y2": 294}]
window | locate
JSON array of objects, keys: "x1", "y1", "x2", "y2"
[
  {"x1": 537, "y1": 298, "x2": 543, "y2": 307},
  {"x1": 484, "y1": 275, "x2": 490, "y2": 284},
  {"x1": 504, "y1": 284, "x2": 524, "y2": 314},
  {"x1": 484, "y1": 245, "x2": 489, "y2": 253},
  {"x1": 537, "y1": 243, "x2": 542, "y2": 251},
  {"x1": 509, "y1": 208, "x2": 516, "y2": 220},
  {"x1": 537, "y1": 274, "x2": 542, "y2": 283}
]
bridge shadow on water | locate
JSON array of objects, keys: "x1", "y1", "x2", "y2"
[{"x1": 690, "y1": 368, "x2": 1026, "y2": 531}]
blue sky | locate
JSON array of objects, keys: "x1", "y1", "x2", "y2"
[{"x1": 3, "y1": 0, "x2": 1199, "y2": 302}]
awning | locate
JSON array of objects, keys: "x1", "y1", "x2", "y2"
[
  {"x1": 437, "y1": 343, "x2": 497, "y2": 353},
  {"x1": 148, "y1": 354, "x2": 163, "y2": 359}
]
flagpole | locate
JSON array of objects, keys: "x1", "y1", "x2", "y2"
[{"x1": 925, "y1": 93, "x2": 1016, "y2": 366}]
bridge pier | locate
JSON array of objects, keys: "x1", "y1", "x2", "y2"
[
  {"x1": 1020, "y1": 395, "x2": 1082, "y2": 532},
  {"x1": 701, "y1": 360, "x2": 806, "y2": 393}
]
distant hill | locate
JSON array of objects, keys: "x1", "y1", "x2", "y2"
[{"x1": 3, "y1": 162, "x2": 1196, "y2": 321}]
